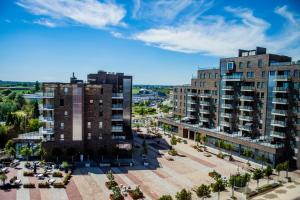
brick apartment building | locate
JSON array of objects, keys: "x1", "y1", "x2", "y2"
[
  {"x1": 39, "y1": 71, "x2": 133, "y2": 162},
  {"x1": 160, "y1": 47, "x2": 300, "y2": 169}
]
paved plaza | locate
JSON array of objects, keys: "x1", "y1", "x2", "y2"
[{"x1": 1, "y1": 133, "x2": 300, "y2": 200}]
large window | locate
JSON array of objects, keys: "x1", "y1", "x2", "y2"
[
  {"x1": 258, "y1": 59, "x2": 263, "y2": 67},
  {"x1": 239, "y1": 62, "x2": 244, "y2": 68},
  {"x1": 247, "y1": 72, "x2": 254, "y2": 78},
  {"x1": 227, "y1": 62, "x2": 234, "y2": 70},
  {"x1": 247, "y1": 61, "x2": 252, "y2": 68}
]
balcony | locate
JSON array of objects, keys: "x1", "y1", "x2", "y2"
[
  {"x1": 270, "y1": 131, "x2": 286, "y2": 139},
  {"x1": 239, "y1": 124, "x2": 252, "y2": 131},
  {"x1": 112, "y1": 126, "x2": 123, "y2": 132},
  {"x1": 221, "y1": 95, "x2": 234, "y2": 100},
  {"x1": 112, "y1": 104, "x2": 123, "y2": 110},
  {"x1": 39, "y1": 104, "x2": 54, "y2": 110},
  {"x1": 39, "y1": 127, "x2": 54, "y2": 135},
  {"x1": 272, "y1": 98, "x2": 288, "y2": 104},
  {"x1": 241, "y1": 86, "x2": 255, "y2": 91},
  {"x1": 271, "y1": 120, "x2": 286, "y2": 127},
  {"x1": 220, "y1": 121, "x2": 231, "y2": 127},
  {"x1": 274, "y1": 75, "x2": 289, "y2": 81},
  {"x1": 199, "y1": 109, "x2": 210, "y2": 114},
  {"x1": 221, "y1": 104, "x2": 233, "y2": 109},
  {"x1": 112, "y1": 135, "x2": 126, "y2": 140},
  {"x1": 187, "y1": 92, "x2": 197, "y2": 97},
  {"x1": 271, "y1": 109, "x2": 288, "y2": 116},
  {"x1": 42, "y1": 92, "x2": 54, "y2": 98},
  {"x1": 199, "y1": 101, "x2": 210, "y2": 106},
  {"x1": 112, "y1": 115, "x2": 123, "y2": 121},
  {"x1": 187, "y1": 100, "x2": 197, "y2": 105},
  {"x1": 223, "y1": 75, "x2": 243, "y2": 81},
  {"x1": 199, "y1": 117, "x2": 209, "y2": 122},
  {"x1": 199, "y1": 93, "x2": 211, "y2": 98},
  {"x1": 187, "y1": 107, "x2": 196, "y2": 112},
  {"x1": 240, "y1": 96, "x2": 254, "y2": 101},
  {"x1": 221, "y1": 113, "x2": 232, "y2": 118},
  {"x1": 112, "y1": 93, "x2": 123, "y2": 99},
  {"x1": 39, "y1": 116, "x2": 54, "y2": 123},
  {"x1": 239, "y1": 106, "x2": 253, "y2": 111},
  {"x1": 273, "y1": 87, "x2": 289, "y2": 93},
  {"x1": 222, "y1": 86, "x2": 234, "y2": 90},
  {"x1": 239, "y1": 115, "x2": 253, "y2": 122}
]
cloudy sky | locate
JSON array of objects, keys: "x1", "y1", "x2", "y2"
[{"x1": 0, "y1": 0, "x2": 299, "y2": 85}]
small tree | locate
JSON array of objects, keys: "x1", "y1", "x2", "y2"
[
  {"x1": 226, "y1": 143, "x2": 234, "y2": 159},
  {"x1": 264, "y1": 165, "x2": 273, "y2": 184},
  {"x1": 159, "y1": 195, "x2": 173, "y2": 200},
  {"x1": 35, "y1": 81, "x2": 40, "y2": 92},
  {"x1": 282, "y1": 161, "x2": 289, "y2": 178},
  {"x1": 275, "y1": 163, "x2": 283, "y2": 181},
  {"x1": 195, "y1": 133, "x2": 201, "y2": 147},
  {"x1": 37, "y1": 143, "x2": 46, "y2": 161},
  {"x1": 5, "y1": 139, "x2": 15, "y2": 157},
  {"x1": 196, "y1": 184, "x2": 211, "y2": 199},
  {"x1": 243, "y1": 148, "x2": 253, "y2": 165},
  {"x1": 201, "y1": 135, "x2": 207, "y2": 149},
  {"x1": 211, "y1": 178, "x2": 227, "y2": 200},
  {"x1": 20, "y1": 146, "x2": 32, "y2": 162},
  {"x1": 111, "y1": 186, "x2": 122, "y2": 200},
  {"x1": 175, "y1": 188, "x2": 192, "y2": 200},
  {"x1": 106, "y1": 170, "x2": 115, "y2": 182},
  {"x1": 0, "y1": 173, "x2": 7, "y2": 185},
  {"x1": 170, "y1": 135, "x2": 177, "y2": 149},
  {"x1": 252, "y1": 169, "x2": 264, "y2": 188},
  {"x1": 33, "y1": 101, "x2": 40, "y2": 118},
  {"x1": 257, "y1": 154, "x2": 267, "y2": 169}
]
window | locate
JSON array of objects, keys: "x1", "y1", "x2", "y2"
[
  {"x1": 99, "y1": 122, "x2": 103, "y2": 128},
  {"x1": 294, "y1": 70, "x2": 299, "y2": 78},
  {"x1": 214, "y1": 82, "x2": 218, "y2": 87},
  {"x1": 215, "y1": 73, "x2": 218, "y2": 78},
  {"x1": 258, "y1": 59, "x2": 263, "y2": 67},
  {"x1": 87, "y1": 122, "x2": 91, "y2": 129},
  {"x1": 209, "y1": 73, "x2": 212, "y2": 78},
  {"x1": 60, "y1": 99, "x2": 64, "y2": 106},
  {"x1": 227, "y1": 62, "x2": 234, "y2": 70},
  {"x1": 247, "y1": 72, "x2": 254, "y2": 78},
  {"x1": 261, "y1": 71, "x2": 265, "y2": 77},
  {"x1": 64, "y1": 111, "x2": 68, "y2": 116},
  {"x1": 261, "y1": 82, "x2": 265, "y2": 88},
  {"x1": 87, "y1": 133, "x2": 92, "y2": 140},
  {"x1": 247, "y1": 61, "x2": 252, "y2": 68},
  {"x1": 257, "y1": 82, "x2": 260, "y2": 88},
  {"x1": 203, "y1": 73, "x2": 206, "y2": 79},
  {"x1": 239, "y1": 62, "x2": 244, "y2": 68},
  {"x1": 60, "y1": 123, "x2": 64, "y2": 129},
  {"x1": 99, "y1": 134, "x2": 103, "y2": 140},
  {"x1": 261, "y1": 92, "x2": 264, "y2": 99},
  {"x1": 90, "y1": 99, "x2": 93, "y2": 104},
  {"x1": 64, "y1": 87, "x2": 68, "y2": 94},
  {"x1": 99, "y1": 111, "x2": 103, "y2": 117},
  {"x1": 60, "y1": 134, "x2": 64, "y2": 141}
]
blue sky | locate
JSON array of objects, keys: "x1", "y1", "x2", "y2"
[{"x1": 0, "y1": 0, "x2": 299, "y2": 85}]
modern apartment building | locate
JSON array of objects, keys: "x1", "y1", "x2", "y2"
[
  {"x1": 40, "y1": 71, "x2": 133, "y2": 162},
  {"x1": 172, "y1": 85, "x2": 189, "y2": 117},
  {"x1": 160, "y1": 47, "x2": 300, "y2": 168}
]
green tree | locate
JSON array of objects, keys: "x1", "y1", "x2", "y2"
[
  {"x1": 32, "y1": 101, "x2": 39, "y2": 118},
  {"x1": 170, "y1": 135, "x2": 177, "y2": 149},
  {"x1": 37, "y1": 143, "x2": 46, "y2": 161},
  {"x1": 226, "y1": 143, "x2": 234, "y2": 158},
  {"x1": 175, "y1": 188, "x2": 192, "y2": 200},
  {"x1": 275, "y1": 163, "x2": 283, "y2": 181},
  {"x1": 195, "y1": 133, "x2": 201, "y2": 147},
  {"x1": 201, "y1": 135, "x2": 207, "y2": 149},
  {"x1": 196, "y1": 184, "x2": 211, "y2": 199},
  {"x1": 159, "y1": 195, "x2": 173, "y2": 200},
  {"x1": 2, "y1": 89, "x2": 12, "y2": 96},
  {"x1": 252, "y1": 168, "x2": 264, "y2": 188},
  {"x1": 111, "y1": 186, "x2": 122, "y2": 200},
  {"x1": 264, "y1": 165, "x2": 273, "y2": 184},
  {"x1": 15, "y1": 94, "x2": 25, "y2": 109},
  {"x1": 8, "y1": 92, "x2": 16, "y2": 100},
  {"x1": 257, "y1": 154, "x2": 267, "y2": 169},
  {"x1": 5, "y1": 139, "x2": 15, "y2": 157},
  {"x1": 211, "y1": 178, "x2": 227, "y2": 200},
  {"x1": 20, "y1": 146, "x2": 32, "y2": 162},
  {"x1": 35, "y1": 81, "x2": 40, "y2": 92},
  {"x1": 282, "y1": 161, "x2": 289, "y2": 178},
  {"x1": 28, "y1": 118, "x2": 41, "y2": 131},
  {"x1": 0, "y1": 173, "x2": 7, "y2": 185},
  {"x1": 243, "y1": 148, "x2": 253, "y2": 165}
]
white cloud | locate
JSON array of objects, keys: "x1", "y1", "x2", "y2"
[
  {"x1": 34, "y1": 18, "x2": 56, "y2": 28},
  {"x1": 16, "y1": 0, "x2": 126, "y2": 29},
  {"x1": 134, "y1": 5, "x2": 300, "y2": 59}
]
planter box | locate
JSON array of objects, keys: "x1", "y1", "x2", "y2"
[{"x1": 128, "y1": 191, "x2": 144, "y2": 200}]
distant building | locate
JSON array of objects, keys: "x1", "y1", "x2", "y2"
[{"x1": 160, "y1": 47, "x2": 300, "y2": 169}]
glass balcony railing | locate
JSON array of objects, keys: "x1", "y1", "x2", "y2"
[
  {"x1": 199, "y1": 93, "x2": 211, "y2": 98},
  {"x1": 239, "y1": 106, "x2": 253, "y2": 111},
  {"x1": 239, "y1": 125, "x2": 252, "y2": 131},
  {"x1": 112, "y1": 115, "x2": 123, "y2": 121},
  {"x1": 272, "y1": 98, "x2": 288, "y2": 104},
  {"x1": 240, "y1": 96, "x2": 254, "y2": 101},
  {"x1": 239, "y1": 115, "x2": 253, "y2": 121},
  {"x1": 42, "y1": 92, "x2": 54, "y2": 98},
  {"x1": 273, "y1": 87, "x2": 289, "y2": 93},
  {"x1": 199, "y1": 117, "x2": 209, "y2": 122},
  {"x1": 39, "y1": 127, "x2": 54, "y2": 135},
  {"x1": 112, "y1": 104, "x2": 123, "y2": 109},
  {"x1": 271, "y1": 109, "x2": 288, "y2": 116},
  {"x1": 221, "y1": 95, "x2": 234, "y2": 99},
  {"x1": 187, "y1": 92, "x2": 197, "y2": 97},
  {"x1": 199, "y1": 109, "x2": 210, "y2": 113},
  {"x1": 112, "y1": 126, "x2": 123, "y2": 132},
  {"x1": 112, "y1": 93, "x2": 123, "y2": 99},
  {"x1": 241, "y1": 86, "x2": 255, "y2": 91},
  {"x1": 271, "y1": 120, "x2": 286, "y2": 127},
  {"x1": 220, "y1": 121, "x2": 231, "y2": 127},
  {"x1": 39, "y1": 104, "x2": 54, "y2": 110},
  {"x1": 223, "y1": 75, "x2": 243, "y2": 81},
  {"x1": 270, "y1": 131, "x2": 286, "y2": 138},
  {"x1": 221, "y1": 104, "x2": 233, "y2": 109},
  {"x1": 222, "y1": 86, "x2": 234, "y2": 90},
  {"x1": 199, "y1": 101, "x2": 210, "y2": 106},
  {"x1": 274, "y1": 75, "x2": 290, "y2": 81},
  {"x1": 221, "y1": 113, "x2": 232, "y2": 118}
]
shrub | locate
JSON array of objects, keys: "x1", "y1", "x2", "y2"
[
  {"x1": 217, "y1": 152, "x2": 224, "y2": 159},
  {"x1": 106, "y1": 180, "x2": 118, "y2": 189},
  {"x1": 110, "y1": 186, "x2": 124, "y2": 200},
  {"x1": 211, "y1": 178, "x2": 227, "y2": 193},
  {"x1": 175, "y1": 188, "x2": 192, "y2": 200},
  {"x1": 208, "y1": 170, "x2": 221, "y2": 179},
  {"x1": 23, "y1": 183, "x2": 35, "y2": 188},
  {"x1": 159, "y1": 195, "x2": 173, "y2": 200},
  {"x1": 53, "y1": 171, "x2": 63, "y2": 177},
  {"x1": 129, "y1": 186, "x2": 143, "y2": 200},
  {"x1": 168, "y1": 149, "x2": 177, "y2": 156},
  {"x1": 38, "y1": 182, "x2": 50, "y2": 188},
  {"x1": 229, "y1": 173, "x2": 251, "y2": 188},
  {"x1": 196, "y1": 184, "x2": 211, "y2": 199},
  {"x1": 63, "y1": 172, "x2": 72, "y2": 185},
  {"x1": 53, "y1": 182, "x2": 65, "y2": 188},
  {"x1": 23, "y1": 171, "x2": 34, "y2": 176}
]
